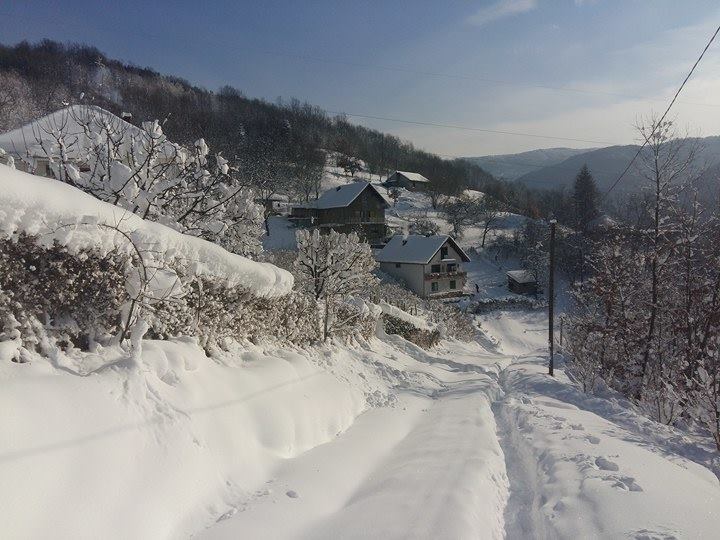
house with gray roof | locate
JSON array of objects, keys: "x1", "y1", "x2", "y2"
[
  {"x1": 376, "y1": 234, "x2": 470, "y2": 298},
  {"x1": 385, "y1": 170, "x2": 431, "y2": 191},
  {"x1": 290, "y1": 181, "x2": 390, "y2": 244}
]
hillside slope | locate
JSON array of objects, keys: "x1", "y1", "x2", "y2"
[
  {"x1": 465, "y1": 147, "x2": 591, "y2": 181},
  {"x1": 514, "y1": 136, "x2": 720, "y2": 193}
]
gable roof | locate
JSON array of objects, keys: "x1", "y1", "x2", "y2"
[
  {"x1": 312, "y1": 181, "x2": 389, "y2": 209},
  {"x1": 394, "y1": 170, "x2": 430, "y2": 183},
  {"x1": 376, "y1": 234, "x2": 471, "y2": 264}
]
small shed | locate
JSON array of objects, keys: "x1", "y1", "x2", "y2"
[
  {"x1": 506, "y1": 270, "x2": 538, "y2": 295},
  {"x1": 385, "y1": 170, "x2": 430, "y2": 191}
]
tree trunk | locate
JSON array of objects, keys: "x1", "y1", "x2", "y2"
[{"x1": 323, "y1": 299, "x2": 330, "y2": 342}]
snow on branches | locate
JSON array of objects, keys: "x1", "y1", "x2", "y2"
[
  {"x1": 295, "y1": 229, "x2": 378, "y2": 341},
  {"x1": 23, "y1": 105, "x2": 264, "y2": 256}
]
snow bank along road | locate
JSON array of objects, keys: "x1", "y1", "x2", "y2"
[{"x1": 2, "y1": 310, "x2": 719, "y2": 539}]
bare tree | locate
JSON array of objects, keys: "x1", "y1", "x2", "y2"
[{"x1": 295, "y1": 229, "x2": 376, "y2": 340}]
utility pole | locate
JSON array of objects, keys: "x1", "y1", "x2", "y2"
[{"x1": 548, "y1": 219, "x2": 557, "y2": 377}]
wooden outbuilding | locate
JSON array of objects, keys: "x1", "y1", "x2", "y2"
[
  {"x1": 385, "y1": 170, "x2": 430, "y2": 191},
  {"x1": 507, "y1": 270, "x2": 538, "y2": 295}
]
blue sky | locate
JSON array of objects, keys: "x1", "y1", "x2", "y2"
[{"x1": 1, "y1": 1, "x2": 719, "y2": 156}]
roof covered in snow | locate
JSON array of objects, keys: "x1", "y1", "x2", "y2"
[
  {"x1": 376, "y1": 234, "x2": 470, "y2": 264},
  {"x1": 311, "y1": 181, "x2": 389, "y2": 210},
  {"x1": 393, "y1": 171, "x2": 430, "y2": 183},
  {"x1": 506, "y1": 270, "x2": 536, "y2": 284}
]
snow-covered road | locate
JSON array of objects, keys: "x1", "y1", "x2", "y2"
[
  {"x1": 200, "y1": 310, "x2": 720, "y2": 540},
  {"x1": 200, "y1": 340, "x2": 510, "y2": 540}
]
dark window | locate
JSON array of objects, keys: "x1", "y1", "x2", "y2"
[
  {"x1": 447, "y1": 263, "x2": 457, "y2": 272},
  {"x1": 431, "y1": 282, "x2": 439, "y2": 292},
  {"x1": 450, "y1": 280, "x2": 456, "y2": 290},
  {"x1": 431, "y1": 264, "x2": 441, "y2": 273},
  {"x1": 395, "y1": 263, "x2": 401, "y2": 268},
  {"x1": 440, "y1": 246, "x2": 448, "y2": 259}
]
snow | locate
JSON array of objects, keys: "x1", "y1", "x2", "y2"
[
  {"x1": 392, "y1": 170, "x2": 430, "y2": 184},
  {"x1": 378, "y1": 300, "x2": 432, "y2": 330},
  {"x1": 263, "y1": 216, "x2": 298, "y2": 251},
  {"x1": 376, "y1": 234, "x2": 470, "y2": 264},
  {"x1": 303, "y1": 181, "x2": 389, "y2": 210},
  {"x1": 496, "y1": 355, "x2": 720, "y2": 539},
  {"x1": 4, "y1": 154, "x2": 720, "y2": 539},
  {"x1": 0, "y1": 105, "x2": 176, "y2": 160},
  {"x1": 0, "y1": 164, "x2": 292, "y2": 297},
  {"x1": 506, "y1": 269, "x2": 536, "y2": 284}
]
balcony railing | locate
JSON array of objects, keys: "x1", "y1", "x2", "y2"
[{"x1": 424, "y1": 270, "x2": 467, "y2": 281}]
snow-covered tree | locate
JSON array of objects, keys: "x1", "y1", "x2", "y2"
[
  {"x1": 295, "y1": 229, "x2": 377, "y2": 340},
  {"x1": 27, "y1": 105, "x2": 264, "y2": 256}
]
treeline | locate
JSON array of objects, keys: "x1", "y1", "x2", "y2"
[
  {"x1": 0, "y1": 39, "x2": 494, "y2": 196},
  {"x1": 565, "y1": 118, "x2": 720, "y2": 451}
]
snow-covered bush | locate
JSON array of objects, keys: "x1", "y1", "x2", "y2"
[
  {"x1": 368, "y1": 275, "x2": 476, "y2": 342},
  {"x1": 382, "y1": 314, "x2": 441, "y2": 349},
  {"x1": 145, "y1": 275, "x2": 320, "y2": 349},
  {"x1": 18, "y1": 105, "x2": 264, "y2": 256},
  {"x1": 0, "y1": 234, "x2": 128, "y2": 351},
  {"x1": 0, "y1": 232, "x2": 321, "y2": 354}
]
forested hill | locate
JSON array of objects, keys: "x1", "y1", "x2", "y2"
[{"x1": 0, "y1": 40, "x2": 493, "y2": 193}]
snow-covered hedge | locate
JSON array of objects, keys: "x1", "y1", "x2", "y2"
[
  {"x1": 0, "y1": 166, "x2": 292, "y2": 296},
  {"x1": 382, "y1": 314, "x2": 441, "y2": 349},
  {"x1": 0, "y1": 166, "x2": 314, "y2": 353}
]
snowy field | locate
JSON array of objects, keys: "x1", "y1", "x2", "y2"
[{"x1": 3, "y1": 308, "x2": 719, "y2": 539}]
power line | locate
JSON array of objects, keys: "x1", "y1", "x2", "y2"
[
  {"x1": 606, "y1": 24, "x2": 720, "y2": 195},
  {"x1": 253, "y1": 48, "x2": 720, "y2": 109},
  {"x1": 323, "y1": 109, "x2": 618, "y2": 146}
]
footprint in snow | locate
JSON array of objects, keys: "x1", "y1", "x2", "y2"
[
  {"x1": 607, "y1": 474, "x2": 643, "y2": 492},
  {"x1": 595, "y1": 456, "x2": 620, "y2": 471},
  {"x1": 585, "y1": 435, "x2": 601, "y2": 444},
  {"x1": 286, "y1": 490, "x2": 299, "y2": 499},
  {"x1": 631, "y1": 528, "x2": 678, "y2": 540}
]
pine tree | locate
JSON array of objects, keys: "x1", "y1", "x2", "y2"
[{"x1": 572, "y1": 165, "x2": 600, "y2": 234}]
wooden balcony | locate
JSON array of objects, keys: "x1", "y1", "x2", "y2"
[{"x1": 424, "y1": 270, "x2": 467, "y2": 281}]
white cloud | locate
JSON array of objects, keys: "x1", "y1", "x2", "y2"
[{"x1": 465, "y1": 0, "x2": 537, "y2": 27}]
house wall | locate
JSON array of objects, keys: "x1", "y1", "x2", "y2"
[
  {"x1": 318, "y1": 189, "x2": 386, "y2": 226},
  {"x1": 379, "y1": 262, "x2": 426, "y2": 296},
  {"x1": 380, "y1": 240, "x2": 467, "y2": 298},
  {"x1": 422, "y1": 240, "x2": 467, "y2": 297}
]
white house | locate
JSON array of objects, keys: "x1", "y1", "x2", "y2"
[
  {"x1": 385, "y1": 170, "x2": 430, "y2": 191},
  {"x1": 376, "y1": 234, "x2": 471, "y2": 298}
]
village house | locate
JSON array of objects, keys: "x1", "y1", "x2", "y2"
[
  {"x1": 376, "y1": 234, "x2": 470, "y2": 298},
  {"x1": 506, "y1": 270, "x2": 538, "y2": 295},
  {"x1": 385, "y1": 170, "x2": 430, "y2": 191},
  {"x1": 290, "y1": 181, "x2": 390, "y2": 244}
]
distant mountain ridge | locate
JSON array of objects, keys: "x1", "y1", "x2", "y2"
[
  {"x1": 466, "y1": 136, "x2": 720, "y2": 195},
  {"x1": 464, "y1": 147, "x2": 592, "y2": 180}
]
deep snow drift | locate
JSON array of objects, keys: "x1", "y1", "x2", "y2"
[{"x1": 3, "y1": 310, "x2": 719, "y2": 539}]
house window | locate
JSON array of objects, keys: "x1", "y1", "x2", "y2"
[
  {"x1": 431, "y1": 282, "x2": 439, "y2": 292},
  {"x1": 431, "y1": 264, "x2": 441, "y2": 273},
  {"x1": 450, "y1": 280, "x2": 456, "y2": 290},
  {"x1": 395, "y1": 263, "x2": 401, "y2": 268},
  {"x1": 447, "y1": 263, "x2": 457, "y2": 272},
  {"x1": 440, "y1": 246, "x2": 448, "y2": 259}
]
